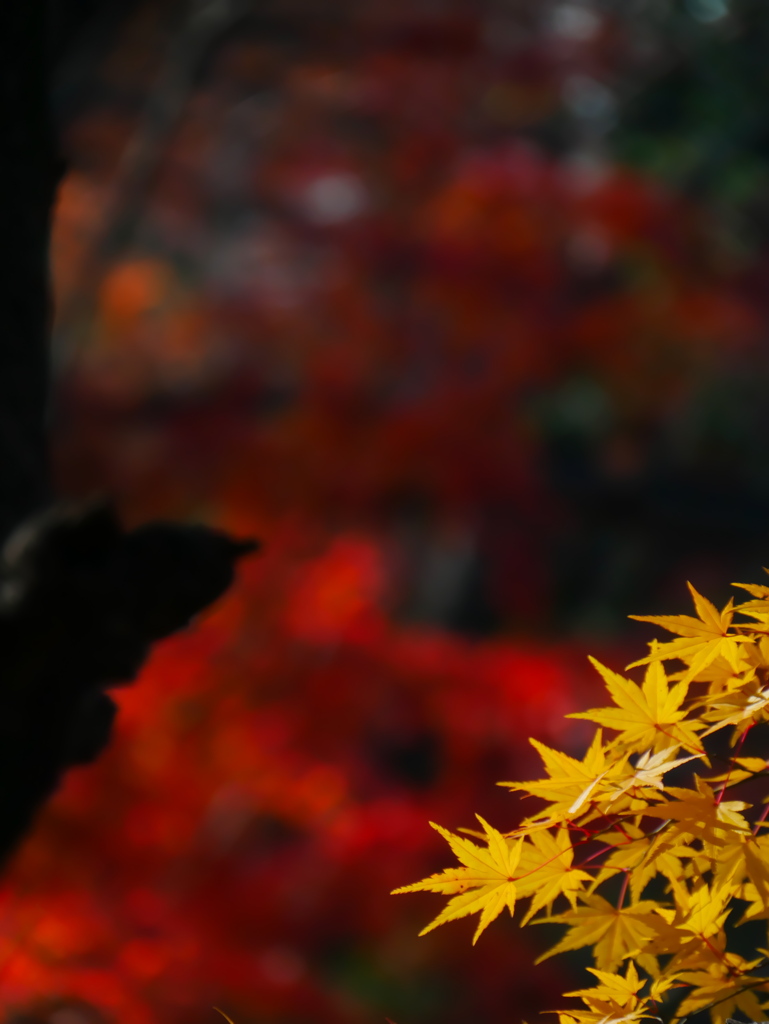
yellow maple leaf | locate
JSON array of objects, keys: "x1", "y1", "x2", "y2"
[
  {"x1": 535, "y1": 893, "x2": 662, "y2": 971},
  {"x1": 568, "y1": 658, "x2": 703, "y2": 755},
  {"x1": 703, "y1": 756, "x2": 768, "y2": 789},
  {"x1": 395, "y1": 570, "x2": 769, "y2": 1023},
  {"x1": 733, "y1": 579, "x2": 769, "y2": 600},
  {"x1": 500, "y1": 731, "x2": 626, "y2": 822},
  {"x1": 640, "y1": 831, "x2": 701, "y2": 905},
  {"x1": 391, "y1": 817, "x2": 522, "y2": 943},
  {"x1": 565, "y1": 962, "x2": 644, "y2": 1010},
  {"x1": 713, "y1": 834, "x2": 769, "y2": 912},
  {"x1": 737, "y1": 881, "x2": 769, "y2": 924},
  {"x1": 589, "y1": 825, "x2": 693, "y2": 906},
  {"x1": 557, "y1": 1010, "x2": 653, "y2": 1024},
  {"x1": 515, "y1": 826, "x2": 593, "y2": 924},
  {"x1": 675, "y1": 880, "x2": 733, "y2": 942},
  {"x1": 642, "y1": 777, "x2": 751, "y2": 845},
  {"x1": 700, "y1": 676, "x2": 769, "y2": 736},
  {"x1": 586, "y1": 826, "x2": 650, "y2": 896},
  {"x1": 672, "y1": 945, "x2": 769, "y2": 1024},
  {"x1": 606, "y1": 746, "x2": 699, "y2": 809},
  {"x1": 628, "y1": 583, "x2": 753, "y2": 685},
  {"x1": 562, "y1": 964, "x2": 657, "y2": 1024},
  {"x1": 732, "y1": 579, "x2": 769, "y2": 630}
]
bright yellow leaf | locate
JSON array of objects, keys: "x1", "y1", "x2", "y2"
[
  {"x1": 712, "y1": 834, "x2": 769, "y2": 912},
  {"x1": 701, "y1": 676, "x2": 769, "y2": 735},
  {"x1": 392, "y1": 817, "x2": 522, "y2": 943},
  {"x1": 733, "y1": 580, "x2": 769, "y2": 630},
  {"x1": 568, "y1": 658, "x2": 703, "y2": 755},
  {"x1": 642, "y1": 777, "x2": 751, "y2": 845},
  {"x1": 606, "y1": 747, "x2": 699, "y2": 809},
  {"x1": 673, "y1": 945, "x2": 768, "y2": 1024},
  {"x1": 565, "y1": 962, "x2": 644, "y2": 1009},
  {"x1": 675, "y1": 880, "x2": 733, "y2": 942},
  {"x1": 501, "y1": 731, "x2": 626, "y2": 823},
  {"x1": 535, "y1": 893, "x2": 662, "y2": 971},
  {"x1": 515, "y1": 826, "x2": 593, "y2": 924},
  {"x1": 628, "y1": 583, "x2": 753, "y2": 685}
]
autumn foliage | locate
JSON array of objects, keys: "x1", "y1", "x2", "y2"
[
  {"x1": 0, "y1": 531, "x2": 594, "y2": 1024},
  {"x1": 397, "y1": 579, "x2": 769, "y2": 1024},
  {"x1": 6, "y1": 2, "x2": 769, "y2": 1023}
]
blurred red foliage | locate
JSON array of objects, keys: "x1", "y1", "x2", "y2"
[
  {"x1": 10, "y1": 3, "x2": 769, "y2": 1021},
  {"x1": 1, "y1": 530, "x2": 600, "y2": 1023}
]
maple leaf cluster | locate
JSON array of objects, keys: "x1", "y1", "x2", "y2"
[
  {"x1": 0, "y1": 532, "x2": 591, "y2": 1024},
  {"x1": 396, "y1": 579, "x2": 769, "y2": 1024},
  {"x1": 29, "y1": 2, "x2": 769, "y2": 1022}
]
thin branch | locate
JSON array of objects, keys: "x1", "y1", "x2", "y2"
[{"x1": 54, "y1": 0, "x2": 245, "y2": 370}]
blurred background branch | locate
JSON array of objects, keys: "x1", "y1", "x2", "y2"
[{"x1": 55, "y1": 0, "x2": 246, "y2": 369}]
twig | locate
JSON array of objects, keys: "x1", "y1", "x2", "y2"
[{"x1": 55, "y1": 0, "x2": 245, "y2": 370}]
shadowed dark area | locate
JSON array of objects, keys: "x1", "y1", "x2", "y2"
[{"x1": 0, "y1": 0, "x2": 257, "y2": 868}]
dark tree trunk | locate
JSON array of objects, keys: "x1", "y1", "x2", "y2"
[
  {"x1": 0, "y1": 2, "x2": 258, "y2": 866},
  {"x1": 0, "y1": 1, "x2": 55, "y2": 544}
]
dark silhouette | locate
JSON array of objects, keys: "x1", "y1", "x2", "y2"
[
  {"x1": 0, "y1": 4, "x2": 57, "y2": 543},
  {"x1": 0, "y1": 1, "x2": 258, "y2": 864},
  {"x1": 0, "y1": 501, "x2": 257, "y2": 864}
]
